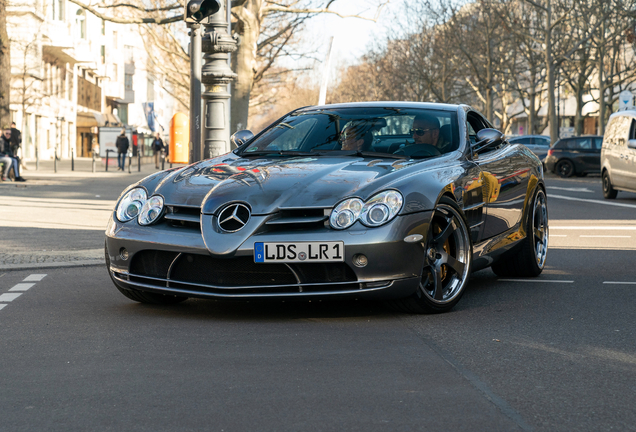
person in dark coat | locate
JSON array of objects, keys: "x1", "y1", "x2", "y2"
[
  {"x1": 1, "y1": 127, "x2": 25, "y2": 181},
  {"x1": 115, "y1": 129, "x2": 129, "y2": 171},
  {"x1": 152, "y1": 132, "x2": 165, "y2": 169},
  {"x1": 10, "y1": 122, "x2": 22, "y2": 156}
]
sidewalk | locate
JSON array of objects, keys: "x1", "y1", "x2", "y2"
[{"x1": 0, "y1": 157, "x2": 188, "y2": 271}]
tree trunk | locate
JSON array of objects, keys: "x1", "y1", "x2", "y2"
[
  {"x1": 598, "y1": 22, "x2": 606, "y2": 135},
  {"x1": 546, "y1": 1, "x2": 558, "y2": 144},
  {"x1": 231, "y1": 1, "x2": 262, "y2": 133},
  {"x1": 0, "y1": 0, "x2": 11, "y2": 127}
]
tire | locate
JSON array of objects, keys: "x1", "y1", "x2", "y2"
[
  {"x1": 104, "y1": 243, "x2": 188, "y2": 305},
  {"x1": 602, "y1": 170, "x2": 618, "y2": 199},
  {"x1": 491, "y1": 188, "x2": 548, "y2": 277},
  {"x1": 555, "y1": 160, "x2": 574, "y2": 178},
  {"x1": 389, "y1": 196, "x2": 472, "y2": 314}
]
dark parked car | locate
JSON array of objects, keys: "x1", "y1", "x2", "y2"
[
  {"x1": 105, "y1": 102, "x2": 549, "y2": 314},
  {"x1": 507, "y1": 135, "x2": 551, "y2": 161},
  {"x1": 601, "y1": 110, "x2": 636, "y2": 199},
  {"x1": 544, "y1": 136, "x2": 603, "y2": 177}
]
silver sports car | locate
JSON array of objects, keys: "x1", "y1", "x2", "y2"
[{"x1": 105, "y1": 102, "x2": 549, "y2": 313}]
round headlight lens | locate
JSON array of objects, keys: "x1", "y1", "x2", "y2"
[
  {"x1": 116, "y1": 188, "x2": 147, "y2": 222},
  {"x1": 138, "y1": 195, "x2": 164, "y2": 225},
  {"x1": 360, "y1": 190, "x2": 403, "y2": 227},
  {"x1": 330, "y1": 198, "x2": 364, "y2": 229}
]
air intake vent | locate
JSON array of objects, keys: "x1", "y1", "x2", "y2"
[{"x1": 165, "y1": 205, "x2": 201, "y2": 230}]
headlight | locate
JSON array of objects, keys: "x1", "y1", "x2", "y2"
[
  {"x1": 116, "y1": 188, "x2": 147, "y2": 222},
  {"x1": 329, "y1": 190, "x2": 403, "y2": 229},
  {"x1": 138, "y1": 195, "x2": 164, "y2": 226},
  {"x1": 330, "y1": 198, "x2": 364, "y2": 229},
  {"x1": 359, "y1": 190, "x2": 403, "y2": 227}
]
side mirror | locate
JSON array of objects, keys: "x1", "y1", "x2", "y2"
[
  {"x1": 628, "y1": 139, "x2": 636, "y2": 149},
  {"x1": 230, "y1": 130, "x2": 254, "y2": 149},
  {"x1": 472, "y1": 128, "x2": 504, "y2": 154}
]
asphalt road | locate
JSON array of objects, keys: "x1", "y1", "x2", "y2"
[{"x1": 1, "y1": 172, "x2": 636, "y2": 431}]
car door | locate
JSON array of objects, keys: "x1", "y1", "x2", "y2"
[
  {"x1": 606, "y1": 116, "x2": 631, "y2": 188},
  {"x1": 572, "y1": 137, "x2": 596, "y2": 173},
  {"x1": 468, "y1": 112, "x2": 528, "y2": 240}
]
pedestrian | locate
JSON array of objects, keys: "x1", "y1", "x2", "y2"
[
  {"x1": 0, "y1": 126, "x2": 26, "y2": 181},
  {"x1": 9, "y1": 122, "x2": 27, "y2": 171},
  {"x1": 115, "y1": 129, "x2": 129, "y2": 171},
  {"x1": 152, "y1": 132, "x2": 164, "y2": 169}
]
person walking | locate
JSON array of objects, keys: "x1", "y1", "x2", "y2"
[
  {"x1": 115, "y1": 129, "x2": 129, "y2": 171},
  {"x1": 1, "y1": 126, "x2": 25, "y2": 181},
  {"x1": 152, "y1": 133, "x2": 165, "y2": 169},
  {"x1": 9, "y1": 122, "x2": 27, "y2": 171}
]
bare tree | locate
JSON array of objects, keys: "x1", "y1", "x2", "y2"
[{"x1": 0, "y1": 0, "x2": 10, "y2": 127}]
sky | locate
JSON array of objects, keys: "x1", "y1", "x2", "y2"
[{"x1": 292, "y1": 0, "x2": 407, "y2": 85}]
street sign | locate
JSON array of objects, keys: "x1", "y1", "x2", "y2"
[{"x1": 619, "y1": 90, "x2": 633, "y2": 110}]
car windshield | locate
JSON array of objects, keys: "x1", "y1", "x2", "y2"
[{"x1": 238, "y1": 107, "x2": 460, "y2": 159}]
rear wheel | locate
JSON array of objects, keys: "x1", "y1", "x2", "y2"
[
  {"x1": 105, "y1": 243, "x2": 188, "y2": 305},
  {"x1": 390, "y1": 197, "x2": 472, "y2": 314},
  {"x1": 556, "y1": 160, "x2": 574, "y2": 178},
  {"x1": 602, "y1": 170, "x2": 618, "y2": 199},
  {"x1": 492, "y1": 188, "x2": 548, "y2": 277}
]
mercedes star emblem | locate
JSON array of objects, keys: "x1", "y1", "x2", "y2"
[{"x1": 218, "y1": 203, "x2": 251, "y2": 232}]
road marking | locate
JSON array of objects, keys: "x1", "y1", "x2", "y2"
[
  {"x1": 9, "y1": 283, "x2": 36, "y2": 291},
  {"x1": 548, "y1": 186, "x2": 593, "y2": 193},
  {"x1": 580, "y1": 235, "x2": 632, "y2": 238},
  {"x1": 498, "y1": 279, "x2": 574, "y2": 283},
  {"x1": 23, "y1": 274, "x2": 47, "y2": 282},
  {"x1": 0, "y1": 304, "x2": 6, "y2": 311},
  {"x1": 0, "y1": 293, "x2": 23, "y2": 302},
  {"x1": 551, "y1": 226, "x2": 636, "y2": 230},
  {"x1": 603, "y1": 281, "x2": 636, "y2": 285},
  {"x1": 551, "y1": 235, "x2": 567, "y2": 237},
  {"x1": 550, "y1": 194, "x2": 636, "y2": 209}
]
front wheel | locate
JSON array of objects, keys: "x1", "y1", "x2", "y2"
[
  {"x1": 556, "y1": 160, "x2": 574, "y2": 178},
  {"x1": 602, "y1": 170, "x2": 618, "y2": 199},
  {"x1": 390, "y1": 197, "x2": 472, "y2": 314},
  {"x1": 492, "y1": 188, "x2": 548, "y2": 277}
]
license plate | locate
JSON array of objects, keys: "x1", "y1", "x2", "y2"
[{"x1": 254, "y1": 242, "x2": 344, "y2": 263}]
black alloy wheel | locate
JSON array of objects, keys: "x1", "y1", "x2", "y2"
[
  {"x1": 556, "y1": 160, "x2": 574, "y2": 178},
  {"x1": 492, "y1": 188, "x2": 548, "y2": 277},
  {"x1": 602, "y1": 170, "x2": 618, "y2": 199},
  {"x1": 390, "y1": 197, "x2": 472, "y2": 314}
]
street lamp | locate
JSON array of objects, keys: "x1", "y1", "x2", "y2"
[{"x1": 184, "y1": 0, "x2": 222, "y2": 163}]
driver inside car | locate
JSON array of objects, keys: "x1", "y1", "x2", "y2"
[{"x1": 394, "y1": 114, "x2": 452, "y2": 156}]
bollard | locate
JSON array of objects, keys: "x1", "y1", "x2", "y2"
[
  {"x1": 35, "y1": 146, "x2": 39, "y2": 171},
  {"x1": 71, "y1": 149, "x2": 75, "y2": 171},
  {"x1": 92, "y1": 150, "x2": 96, "y2": 173},
  {"x1": 54, "y1": 150, "x2": 58, "y2": 173},
  {"x1": 161, "y1": 150, "x2": 165, "y2": 170},
  {"x1": 138, "y1": 152, "x2": 141, "y2": 172},
  {"x1": 128, "y1": 151, "x2": 132, "y2": 173},
  {"x1": 105, "y1": 149, "x2": 110, "y2": 171}
]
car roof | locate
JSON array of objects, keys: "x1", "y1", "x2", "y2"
[
  {"x1": 509, "y1": 135, "x2": 549, "y2": 139},
  {"x1": 609, "y1": 109, "x2": 636, "y2": 120},
  {"x1": 298, "y1": 101, "x2": 463, "y2": 112}
]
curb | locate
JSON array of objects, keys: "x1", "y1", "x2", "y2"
[{"x1": 0, "y1": 259, "x2": 105, "y2": 271}]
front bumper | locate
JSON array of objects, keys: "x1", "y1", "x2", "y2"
[{"x1": 105, "y1": 211, "x2": 433, "y2": 300}]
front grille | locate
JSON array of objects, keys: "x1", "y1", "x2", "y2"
[
  {"x1": 264, "y1": 208, "x2": 329, "y2": 232},
  {"x1": 164, "y1": 205, "x2": 201, "y2": 230},
  {"x1": 127, "y1": 250, "x2": 358, "y2": 293}
]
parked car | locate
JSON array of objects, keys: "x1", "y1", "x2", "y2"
[
  {"x1": 544, "y1": 135, "x2": 603, "y2": 177},
  {"x1": 601, "y1": 110, "x2": 636, "y2": 199},
  {"x1": 507, "y1": 135, "x2": 551, "y2": 161},
  {"x1": 105, "y1": 102, "x2": 548, "y2": 314}
]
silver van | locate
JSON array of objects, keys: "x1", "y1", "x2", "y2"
[{"x1": 601, "y1": 110, "x2": 636, "y2": 199}]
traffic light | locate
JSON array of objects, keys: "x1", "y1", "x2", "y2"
[{"x1": 184, "y1": 0, "x2": 221, "y2": 23}]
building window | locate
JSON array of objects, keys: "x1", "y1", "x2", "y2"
[
  {"x1": 76, "y1": 9, "x2": 86, "y2": 39},
  {"x1": 125, "y1": 73, "x2": 133, "y2": 91},
  {"x1": 113, "y1": 31, "x2": 118, "y2": 49},
  {"x1": 118, "y1": 104, "x2": 128, "y2": 125},
  {"x1": 101, "y1": 19, "x2": 105, "y2": 35},
  {"x1": 57, "y1": 0, "x2": 65, "y2": 20},
  {"x1": 124, "y1": 45, "x2": 134, "y2": 64},
  {"x1": 101, "y1": 46, "x2": 105, "y2": 64},
  {"x1": 111, "y1": 64, "x2": 118, "y2": 82},
  {"x1": 147, "y1": 76, "x2": 155, "y2": 102}
]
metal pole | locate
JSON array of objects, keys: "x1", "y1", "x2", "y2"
[
  {"x1": 35, "y1": 145, "x2": 39, "y2": 170},
  {"x1": 92, "y1": 150, "x2": 96, "y2": 173},
  {"x1": 105, "y1": 149, "x2": 110, "y2": 171},
  {"x1": 138, "y1": 151, "x2": 141, "y2": 172},
  {"x1": 161, "y1": 150, "x2": 165, "y2": 170},
  {"x1": 71, "y1": 148, "x2": 75, "y2": 171},
  {"x1": 201, "y1": 5, "x2": 237, "y2": 158},
  {"x1": 189, "y1": 23, "x2": 203, "y2": 163},
  {"x1": 54, "y1": 146, "x2": 58, "y2": 173},
  {"x1": 128, "y1": 151, "x2": 132, "y2": 173}
]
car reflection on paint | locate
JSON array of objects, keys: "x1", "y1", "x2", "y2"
[{"x1": 105, "y1": 102, "x2": 548, "y2": 314}]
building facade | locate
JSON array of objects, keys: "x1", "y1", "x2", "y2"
[{"x1": 7, "y1": 0, "x2": 176, "y2": 160}]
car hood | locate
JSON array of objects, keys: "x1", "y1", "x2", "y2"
[{"x1": 151, "y1": 154, "x2": 426, "y2": 214}]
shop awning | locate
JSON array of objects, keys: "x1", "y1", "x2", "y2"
[{"x1": 76, "y1": 112, "x2": 122, "y2": 128}]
